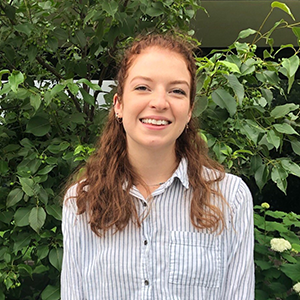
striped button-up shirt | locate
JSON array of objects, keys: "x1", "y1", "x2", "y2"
[{"x1": 61, "y1": 159, "x2": 254, "y2": 299}]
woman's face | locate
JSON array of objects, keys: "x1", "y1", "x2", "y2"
[{"x1": 114, "y1": 46, "x2": 192, "y2": 154}]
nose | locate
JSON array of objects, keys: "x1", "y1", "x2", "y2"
[{"x1": 149, "y1": 88, "x2": 169, "y2": 110}]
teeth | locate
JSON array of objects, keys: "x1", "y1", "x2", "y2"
[{"x1": 141, "y1": 118, "x2": 169, "y2": 125}]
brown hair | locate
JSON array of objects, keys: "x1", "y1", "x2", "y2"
[{"x1": 69, "y1": 33, "x2": 226, "y2": 236}]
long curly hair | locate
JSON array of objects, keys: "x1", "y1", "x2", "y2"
[{"x1": 68, "y1": 34, "x2": 226, "y2": 236}]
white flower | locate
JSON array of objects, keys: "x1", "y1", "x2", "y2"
[
  {"x1": 270, "y1": 238, "x2": 292, "y2": 252},
  {"x1": 293, "y1": 282, "x2": 300, "y2": 294}
]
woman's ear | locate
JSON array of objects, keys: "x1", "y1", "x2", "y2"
[
  {"x1": 187, "y1": 106, "x2": 193, "y2": 123},
  {"x1": 113, "y1": 94, "x2": 123, "y2": 118}
]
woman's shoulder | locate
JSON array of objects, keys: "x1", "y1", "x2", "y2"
[
  {"x1": 203, "y1": 167, "x2": 252, "y2": 206},
  {"x1": 63, "y1": 183, "x2": 80, "y2": 213}
]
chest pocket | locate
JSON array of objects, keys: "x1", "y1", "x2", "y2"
[{"x1": 169, "y1": 231, "x2": 222, "y2": 288}]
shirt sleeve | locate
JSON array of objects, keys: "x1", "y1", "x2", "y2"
[
  {"x1": 61, "y1": 185, "x2": 85, "y2": 300},
  {"x1": 223, "y1": 179, "x2": 255, "y2": 299}
]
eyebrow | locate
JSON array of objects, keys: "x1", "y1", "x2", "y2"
[{"x1": 130, "y1": 76, "x2": 190, "y2": 88}]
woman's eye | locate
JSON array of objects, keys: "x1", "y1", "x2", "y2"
[
  {"x1": 135, "y1": 86, "x2": 148, "y2": 91},
  {"x1": 172, "y1": 89, "x2": 186, "y2": 96}
]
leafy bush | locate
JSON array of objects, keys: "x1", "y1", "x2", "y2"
[
  {"x1": 0, "y1": 0, "x2": 202, "y2": 299},
  {"x1": 0, "y1": 0, "x2": 299, "y2": 299},
  {"x1": 195, "y1": 3, "x2": 300, "y2": 298},
  {"x1": 255, "y1": 204, "x2": 300, "y2": 300}
]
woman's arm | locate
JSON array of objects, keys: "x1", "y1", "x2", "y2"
[
  {"x1": 223, "y1": 179, "x2": 255, "y2": 299},
  {"x1": 61, "y1": 186, "x2": 84, "y2": 300}
]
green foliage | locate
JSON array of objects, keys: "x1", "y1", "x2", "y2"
[
  {"x1": 255, "y1": 204, "x2": 300, "y2": 299},
  {"x1": 196, "y1": 4, "x2": 300, "y2": 194},
  {"x1": 0, "y1": 0, "x2": 300, "y2": 298},
  {"x1": 0, "y1": 0, "x2": 203, "y2": 298}
]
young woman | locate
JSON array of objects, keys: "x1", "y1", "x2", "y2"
[{"x1": 61, "y1": 34, "x2": 254, "y2": 300}]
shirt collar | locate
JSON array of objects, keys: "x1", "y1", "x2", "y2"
[{"x1": 166, "y1": 157, "x2": 189, "y2": 190}]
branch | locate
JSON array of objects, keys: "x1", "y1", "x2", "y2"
[
  {"x1": 35, "y1": 56, "x2": 63, "y2": 80},
  {"x1": 35, "y1": 57, "x2": 82, "y2": 113},
  {"x1": 66, "y1": 90, "x2": 82, "y2": 113}
]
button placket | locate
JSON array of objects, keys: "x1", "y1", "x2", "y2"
[{"x1": 140, "y1": 198, "x2": 152, "y2": 297}]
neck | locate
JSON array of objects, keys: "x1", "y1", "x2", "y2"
[{"x1": 128, "y1": 145, "x2": 178, "y2": 189}]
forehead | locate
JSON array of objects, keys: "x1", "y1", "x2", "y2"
[{"x1": 126, "y1": 46, "x2": 190, "y2": 79}]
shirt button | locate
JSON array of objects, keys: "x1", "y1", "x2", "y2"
[
  {"x1": 144, "y1": 280, "x2": 149, "y2": 286},
  {"x1": 142, "y1": 201, "x2": 147, "y2": 207},
  {"x1": 144, "y1": 240, "x2": 148, "y2": 245}
]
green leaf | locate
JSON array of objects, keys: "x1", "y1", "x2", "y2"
[
  {"x1": 268, "y1": 281, "x2": 289, "y2": 293},
  {"x1": 237, "y1": 28, "x2": 256, "y2": 39},
  {"x1": 77, "y1": 79, "x2": 101, "y2": 91},
  {"x1": 291, "y1": 244, "x2": 300, "y2": 252},
  {"x1": 240, "y1": 58, "x2": 257, "y2": 75},
  {"x1": 219, "y1": 61, "x2": 240, "y2": 74},
  {"x1": 271, "y1": 164, "x2": 288, "y2": 193},
  {"x1": 30, "y1": 93, "x2": 41, "y2": 111},
  {"x1": 223, "y1": 74, "x2": 244, "y2": 105},
  {"x1": 265, "y1": 221, "x2": 289, "y2": 232},
  {"x1": 74, "y1": 30, "x2": 86, "y2": 48},
  {"x1": 37, "y1": 165, "x2": 56, "y2": 175},
  {"x1": 0, "y1": 69, "x2": 10, "y2": 85},
  {"x1": 212, "y1": 142, "x2": 227, "y2": 163},
  {"x1": 102, "y1": 0, "x2": 118, "y2": 16},
  {"x1": 50, "y1": 84, "x2": 65, "y2": 96},
  {"x1": 256, "y1": 70, "x2": 279, "y2": 85},
  {"x1": 273, "y1": 123, "x2": 298, "y2": 135},
  {"x1": 0, "y1": 160, "x2": 9, "y2": 174},
  {"x1": 266, "y1": 130, "x2": 281, "y2": 150},
  {"x1": 290, "y1": 139, "x2": 300, "y2": 155},
  {"x1": 146, "y1": 6, "x2": 164, "y2": 17},
  {"x1": 240, "y1": 119, "x2": 265, "y2": 145},
  {"x1": 49, "y1": 248, "x2": 63, "y2": 271},
  {"x1": 20, "y1": 138, "x2": 34, "y2": 148},
  {"x1": 7, "y1": 188, "x2": 24, "y2": 208},
  {"x1": 281, "y1": 159, "x2": 300, "y2": 178},
  {"x1": 19, "y1": 177, "x2": 36, "y2": 197},
  {"x1": 211, "y1": 88, "x2": 237, "y2": 116},
  {"x1": 0, "y1": 211, "x2": 14, "y2": 224},
  {"x1": 80, "y1": 88, "x2": 95, "y2": 106},
  {"x1": 8, "y1": 71, "x2": 24, "y2": 92},
  {"x1": 292, "y1": 27, "x2": 300, "y2": 45},
  {"x1": 29, "y1": 207, "x2": 46, "y2": 233},
  {"x1": 194, "y1": 96, "x2": 208, "y2": 116},
  {"x1": 265, "y1": 210, "x2": 287, "y2": 219},
  {"x1": 270, "y1": 103, "x2": 299, "y2": 118},
  {"x1": 14, "y1": 207, "x2": 31, "y2": 227},
  {"x1": 28, "y1": 44, "x2": 38, "y2": 63},
  {"x1": 67, "y1": 82, "x2": 79, "y2": 96},
  {"x1": 46, "y1": 204, "x2": 62, "y2": 221},
  {"x1": 37, "y1": 245, "x2": 50, "y2": 261},
  {"x1": 281, "y1": 56, "x2": 300, "y2": 93},
  {"x1": 281, "y1": 263, "x2": 300, "y2": 281},
  {"x1": 255, "y1": 260, "x2": 272, "y2": 271},
  {"x1": 14, "y1": 23, "x2": 33, "y2": 36},
  {"x1": 282, "y1": 55, "x2": 299, "y2": 77},
  {"x1": 255, "y1": 164, "x2": 269, "y2": 191},
  {"x1": 26, "y1": 116, "x2": 51, "y2": 136},
  {"x1": 47, "y1": 141, "x2": 70, "y2": 154},
  {"x1": 18, "y1": 264, "x2": 33, "y2": 276},
  {"x1": 250, "y1": 155, "x2": 262, "y2": 174},
  {"x1": 12, "y1": 232, "x2": 31, "y2": 253},
  {"x1": 271, "y1": 1, "x2": 295, "y2": 21},
  {"x1": 41, "y1": 285, "x2": 60, "y2": 300}
]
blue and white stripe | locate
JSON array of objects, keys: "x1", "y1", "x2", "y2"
[{"x1": 61, "y1": 159, "x2": 254, "y2": 299}]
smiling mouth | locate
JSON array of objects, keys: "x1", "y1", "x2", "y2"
[{"x1": 140, "y1": 118, "x2": 171, "y2": 126}]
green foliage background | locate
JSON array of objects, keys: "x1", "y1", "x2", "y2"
[{"x1": 0, "y1": 0, "x2": 299, "y2": 299}]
